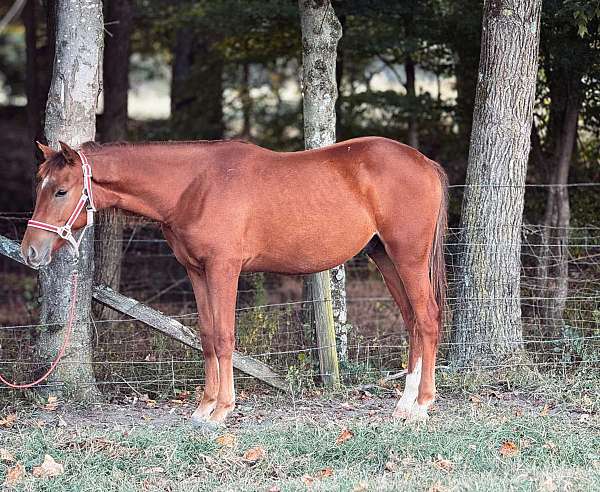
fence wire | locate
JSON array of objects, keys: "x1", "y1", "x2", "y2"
[{"x1": 0, "y1": 184, "x2": 599, "y2": 397}]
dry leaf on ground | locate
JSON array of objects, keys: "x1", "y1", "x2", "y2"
[
  {"x1": 433, "y1": 455, "x2": 454, "y2": 472},
  {"x1": 5, "y1": 463, "x2": 25, "y2": 485},
  {"x1": 216, "y1": 433, "x2": 236, "y2": 448},
  {"x1": 428, "y1": 483, "x2": 449, "y2": 492},
  {"x1": 352, "y1": 481, "x2": 369, "y2": 492},
  {"x1": 499, "y1": 441, "x2": 519, "y2": 457},
  {"x1": 315, "y1": 467, "x2": 334, "y2": 479},
  {"x1": 539, "y1": 404, "x2": 550, "y2": 417},
  {"x1": 335, "y1": 427, "x2": 354, "y2": 445},
  {"x1": 44, "y1": 396, "x2": 59, "y2": 411},
  {"x1": 302, "y1": 474, "x2": 315, "y2": 487},
  {"x1": 242, "y1": 446, "x2": 266, "y2": 463},
  {"x1": 32, "y1": 454, "x2": 64, "y2": 478},
  {"x1": 0, "y1": 413, "x2": 17, "y2": 428},
  {"x1": 0, "y1": 448, "x2": 15, "y2": 462}
]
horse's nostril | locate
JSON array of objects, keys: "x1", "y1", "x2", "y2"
[{"x1": 28, "y1": 245, "x2": 38, "y2": 261}]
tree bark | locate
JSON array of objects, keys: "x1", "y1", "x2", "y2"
[
  {"x1": 170, "y1": 31, "x2": 224, "y2": 140},
  {"x1": 24, "y1": 0, "x2": 54, "y2": 156},
  {"x1": 299, "y1": 0, "x2": 346, "y2": 378},
  {"x1": 536, "y1": 99, "x2": 579, "y2": 334},
  {"x1": 405, "y1": 54, "x2": 419, "y2": 149},
  {"x1": 36, "y1": 0, "x2": 104, "y2": 401},
  {"x1": 449, "y1": 0, "x2": 542, "y2": 368},
  {"x1": 95, "y1": 0, "x2": 132, "y2": 321}
]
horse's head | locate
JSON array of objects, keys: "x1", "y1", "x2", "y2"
[{"x1": 22, "y1": 141, "x2": 91, "y2": 268}]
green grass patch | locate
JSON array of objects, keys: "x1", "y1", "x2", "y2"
[{"x1": 1, "y1": 393, "x2": 598, "y2": 491}]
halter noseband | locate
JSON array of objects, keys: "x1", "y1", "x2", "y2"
[{"x1": 27, "y1": 150, "x2": 96, "y2": 256}]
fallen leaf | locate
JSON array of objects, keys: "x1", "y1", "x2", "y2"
[
  {"x1": 428, "y1": 483, "x2": 449, "y2": 492},
  {"x1": 0, "y1": 413, "x2": 17, "y2": 428},
  {"x1": 469, "y1": 395, "x2": 483, "y2": 404},
  {"x1": 499, "y1": 441, "x2": 519, "y2": 457},
  {"x1": 44, "y1": 395, "x2": 59, "y2": 411},
  {"x1": 5, "y1": 463, "x2": 24, "y2": 485},
  {"x1": 514, "y1": 408, "x2": 524, "y2": 417},
  {"x1": 352, "y1": 481, "x2": 368, "y2": 492},
  {"x1": 538, "y1": 478, "x2": 557, "y2": 492},
  {"x1": 539, "y1": 404, "x2": 550, "y2": 417},
  {"x1": 433, "y1": 455, "x2": 454, "y2": 472},
  {"x1": 242, "y1": 446, "x2": 266, "y2": 463},
  {"x1": 215, "y1": 433, "x2": 236, "y2": 448},
  {"x1": 302, "y1": 475, "x2": 315, "y2": 487},
  {"x1": 384, "y1": 460, "x2": 398, "y2": 472},
  {"x1": 32, "y1": 454, "x2": 64, "y2": 478},
  {"x1": 315, "y1": 467, "x2": 333, "y2": 479},
  {"x1": 0, "y1": 448, "x2": 15, "y2": 462},
  {"x1": 543, "y1": 441, "x2": 557, "y2": 451},
  {"x1": 170, "y1": 399, "x2": 184, "y2": 405},
  {"x1": 267, "y1": 486, "x2": 281, "y2": 492},
  {"x1": 57, "y1": 416, "x2": 67, "y2": 427},
  {"x1": 335, "y1": 427, "x2": 354, "y2": 445}
]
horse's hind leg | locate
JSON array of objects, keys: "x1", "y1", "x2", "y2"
[
  {"x1": 376, "y1": 237, "x2": 441, "y2": 422},
  {"x1": 365, "y1": 238, "x2": 423, "y2": 418}
]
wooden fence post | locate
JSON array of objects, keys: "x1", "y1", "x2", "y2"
[{"x1": 311, "y1": 271, "x2": 341, "y2": 387}]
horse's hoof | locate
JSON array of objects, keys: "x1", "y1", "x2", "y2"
[
  {"x1": 190, "y1": 417, "x2": 223, "y2": 433},
  {"x1": 392, "y1": 408, "x2": 411, "y2": 420},
  {"x1": 405, "y1": 403, "x2": 430, "y2": 423}
]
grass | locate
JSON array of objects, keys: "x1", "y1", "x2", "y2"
[{"x1": 1, "y1": 369, "x2": 599, "y2": 491}]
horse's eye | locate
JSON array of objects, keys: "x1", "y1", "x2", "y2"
[{"x1": 55, "y1": 190, "x2": 67, "y2": 198}]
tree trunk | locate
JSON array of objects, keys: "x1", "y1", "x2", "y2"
[
  {"x1": 36, "y1": 0, "x2": 104, "y2": 401},
  {"x1": 335, "y1": 13, "x2": 346, "y2": 141},
  {"x1": 95, "y1": 0, "x2": 132, "y2": 321},
  {"x1": 170, "y1": 31, "x2": 224, "y2": 140},
  {"x1": 449, "y1": 0, "x2": 542, "y2": 368},
  {"x1": 536, "y1": 100, "x2": 579, "y2": 334},
  {"x1": 405, "y1": 55, "x2": 419, "y2": 149},
  {"x1": 298, "y1": 0, "x2": 346, "y2": 379},
  {"x1": 240, "y1": 63, "x2": 252, "y2": 140},
  {"x1": 24, "y1": 0, "x2": 54, "y2": 156}
]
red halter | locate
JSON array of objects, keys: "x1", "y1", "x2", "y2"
[{"x1": 27, "y1": 150, "x2": 96, "y2": 256}]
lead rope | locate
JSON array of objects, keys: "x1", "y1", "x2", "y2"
[{"x1": 0, "y1": 269, "x2": 79, "y2": 389}]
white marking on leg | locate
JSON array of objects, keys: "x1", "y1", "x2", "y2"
[
  {"x1": 393, "y1": 357, "x2": 422, "y2": 418},
  {"x1": 407, "y1": 401, "x2": 430, "y2": 423}
]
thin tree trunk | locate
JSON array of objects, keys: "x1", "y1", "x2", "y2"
[
  {"x1": 537, "y1": 101, "x2": 579, "y2": 333},
  {"x1": 449, "y1": 0, "x2": 542, "y2": 368},
  {"x1": 36, "y1": 0, "x2": 104, "y2": 401},
  {"x1": 335, "y1": 13, "x2": 346, "y2": 141},
  {"x1": 405, "y1": 55, "x2": 419, "y2": 149},
  {"x1": 299, "y1": 0, "x2": 346, "y2": 376},
  {"x1": 95, "y1": 0, "x2": 132, "y2": 320},
  {"x1": 170, "y1": 32, "x2": 224, "y2": 140},
  {"x1": 240, "y1": 63, "x2": 252, "y2": 140}
]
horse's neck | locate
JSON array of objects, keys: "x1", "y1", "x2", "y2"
[{"x1": 91, "y1": 146, "x2": 190, "y2": 223}]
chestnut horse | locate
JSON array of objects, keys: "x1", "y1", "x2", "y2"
[{"x1": 22, "y1": 137, "x2": 447, "y2": 425}]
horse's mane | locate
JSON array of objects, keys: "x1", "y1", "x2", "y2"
[{"x1": 38, "y1": 139, "x2": 252, "y2": 177}]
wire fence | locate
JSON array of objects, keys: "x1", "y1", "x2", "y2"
[{"x1": 0, "y1": 184, "x2": 599, "y2": 397}]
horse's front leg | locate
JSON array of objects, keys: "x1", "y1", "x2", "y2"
[
  {"x1": 188, "y1": 268, "x2": 220, "y2": 424},
  {"x1": 204, "y1": 259, "x2": 241, "y2": 425}
]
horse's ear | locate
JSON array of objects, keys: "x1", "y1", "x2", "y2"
[
  {"x1": 36, "y1": 141, "x2": 55, "y2": 160},
  {"x1": 58, "y1": 141, "x2": 79, "y2": 165}
]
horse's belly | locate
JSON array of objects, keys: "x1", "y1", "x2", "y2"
[{"x1": 243, "y1": 214, "x2": 376, "y2": 274}]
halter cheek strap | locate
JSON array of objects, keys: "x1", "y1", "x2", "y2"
[{"x1": 27, "y1": 150, "x2": 96, "y2": 256}]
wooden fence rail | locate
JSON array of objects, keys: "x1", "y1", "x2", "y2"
[{"x1": 0, "y1": 234, "x2": 289, "y2": 392}]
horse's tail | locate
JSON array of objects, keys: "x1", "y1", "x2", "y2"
[{"x1": 429, "y1": 161, "x2": 448, "y2": 333}]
